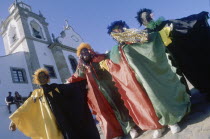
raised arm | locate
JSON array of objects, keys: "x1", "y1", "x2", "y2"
[
  {"x1": 58, "y1": 80, "x2": 88, "y2": 97},
  {"x1": 67, "y1": 60, "x2": 87, "y2": 83}
]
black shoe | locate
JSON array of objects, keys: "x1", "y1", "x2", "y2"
[{"x1": 9, "y1": 111, "x2": 12, "y2": 114}]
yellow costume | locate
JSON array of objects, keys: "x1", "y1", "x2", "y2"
[{"x1": 9, "y1": 89, "x2": 63, "y2": 139}]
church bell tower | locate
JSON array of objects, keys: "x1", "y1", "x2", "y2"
[{"x1": 0, "y1": 1, "x2": 54, "y2": 87}]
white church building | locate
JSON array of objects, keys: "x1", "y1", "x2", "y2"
[{"x1": 0, "y1": 2, "x2": 83, "y2": 138}]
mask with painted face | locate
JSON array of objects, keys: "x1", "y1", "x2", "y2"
[
  {"x1": 80, "y1": 48, "x2": 92, "y2": 64},
  {"x1": 38, "y1": 72, "x2": 50, "y2": 85}
]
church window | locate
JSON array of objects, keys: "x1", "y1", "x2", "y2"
[
  {"x1": 30, "y1": 20, "x2": 43, "y2": 39},
  {"x1": 8, "y1": 26, "x2": 18, "y2": 46},
  {"x1": 71, "y1": 35, "x2": 79, "y2": 42},
  {"x1": 44, "y1": 65, "x2": 57, "y2": 78},
  {"x1": 10, "y1": 68, "x2": 28, "y2": 83},
  {"x1": 68, "y1": 55, "x2": 77, "y2": 72},
  {"x1": 12, "y1": 34, "x2": 17, "y2": 42}
]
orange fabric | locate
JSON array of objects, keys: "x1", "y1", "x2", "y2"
[
  {"x1": 92, "y1": 54, "x2": 106, "y2": 63},
  {"x1": 106, "y1": 46, "x2": 163, "y2": 130},
  {"x1": 86, "y1": 73, "x2": 123, "y2": 139},
  {"x1": 68, "y1": 73, "x2": 86, "y2": 83},
  {"x1": 68, "y1": 55, "x2": 123, "y2": 139}
]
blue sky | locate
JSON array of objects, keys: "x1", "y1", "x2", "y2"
[{"x1": 0, "y1": 0, "x2": 209, "y2": 56}]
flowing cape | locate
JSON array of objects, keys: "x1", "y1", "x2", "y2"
[
  {"x1": 42, "y1": 81, "x2": 100, "y2": 139},
  {"x1": 68, "y1": 56, "x2": 124, "y2": 139},
  {"x1": 10, "y1": 81, "x2": 100, "y2": 139},
  {"x1": 106, "y1": 44, "x2": 162, "y2": 129},
  {"x1": 149, "y1": 11, "x2": 210, "y2": 93},
  {"x1": 107, "y1": 32, "x2": 190, "y2": 126},
  {"x1": 10, "y1": 89, "x2": 63, "y2": 139}
]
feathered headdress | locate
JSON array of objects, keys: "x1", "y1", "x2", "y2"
[
  {"x1": 136, "y1": 8, "x2": 153, "y2": 26},
  {"x1": 76, "y1": 43, "x2": 92, "y2": 57},
  {"x1": 33, "y1": 68, "x2": 50, "y2": 85},
  {"x1": 107, "y1": 20, "x2": 129, "y2": 35}
]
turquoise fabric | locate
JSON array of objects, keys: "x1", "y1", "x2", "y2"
[
  {"x1": 109, "y1": 32, "x2": 190, "y2": 125},
  {"x1": 146, "y1": 17, "x2": 165, "y2": 30},
  {"x1": 108, "y1": 45, "x2": 121, "y2": 64}
]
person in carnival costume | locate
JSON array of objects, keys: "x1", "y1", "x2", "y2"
[
  {"x1": 9, "y1": 68, "x2": 100, "y2": 139},
  {"x1": 136, "y1": 8, "x2": 210, "y2": 96},
  {"x1": 67, "y1": 43, "x2": 141, "y2": 139},
  {"x1": 102, "y1": 20, "x2": 191, "y2": 138}
]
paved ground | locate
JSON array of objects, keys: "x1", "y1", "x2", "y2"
[{"x1": 99, "y1": 89, "x2": 210, "y2": 139}]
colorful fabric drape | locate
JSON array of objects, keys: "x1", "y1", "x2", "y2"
[
  {"x1": 42, "y1": 82, "x2": 100, "y2": 139},
  {"x1": 147, "y1": 11, "x2": 210, "y2": 93},
  {"x1": 68, "y1": 54, "x2": 135, "y2": 138},
  {"x1": 10, "y1": 89, "x2": 63, "y2": 139},
  {"x1": 10, "y1": 81, "x2": 100, "y2": 139},
  {"x1": 107, "y1": 31, "x2": 190, "y2": 126}
]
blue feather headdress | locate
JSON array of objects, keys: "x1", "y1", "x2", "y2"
[
  {"x1": 107, "y1": 20, "x2": 129, "y2": 34},
  {"x1": 136, "y1": 8, "x2": 153, "y2": 26}
]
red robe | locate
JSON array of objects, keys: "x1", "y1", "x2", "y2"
[
  {"x1": 68, "y1": 54, "x2": 123, "y2": 139},
  {"x1": 106, "y1": 46, "x2": 163, "y2": 130}
]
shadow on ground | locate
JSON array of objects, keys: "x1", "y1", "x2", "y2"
[{"x1": 180, "y1": 88, "x2": 210, "y2": 132}]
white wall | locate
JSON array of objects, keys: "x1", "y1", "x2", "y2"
[
  {"x1": 33, "y1": 40, "x2": 61, "y2": 84},
  {"x1": 0, "y1": 52, "x2": 33, "y2": 106},
  {"x1": 12, "y1": 43, "x2": 25, "y2": 53},
  {"x1": 3, "y1": 19, "x2": 22, "y2": 54},
  {"x1": 12, "y1": 39, "x2": 30, "y2": 54},
  {"x1": 9, "y1": 4, "x2": 15, "y2": 14},
  {"x1": 2, "y1": 34, "x2": 10, "y2": 54},
  {"x1": 0, "y1": 52, "x2": 33, "y2": 138},
  {"x1": 57, "y1": 28, "x2": 83, "y2": 49}
]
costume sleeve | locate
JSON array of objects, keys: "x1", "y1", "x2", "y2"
[
  {"x1": 67, "y1": 73, "x2": 86, "y2": 83},
  {"x1": 9, "y1": 95, "x2": 36, "y2": 137},
  {"x1": 58, "y1": 80, "x2": 88, "y2": 96},
  {"x1": 159, "y1": 26, "x2": 172, "y2": 46},
  {"x1": 67, "y1": 64, "x2": 86, "y2": 83}
]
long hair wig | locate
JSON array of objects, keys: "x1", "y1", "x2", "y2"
[
  {"x1": 136, "y1": 8, "x2": 153, "y2": 26},
  {"x1": 33, "y1": 68, "x2": 50, "y2": 85},
  {"x1": 76, "y1": 43, "x2": 92, "y2": 57}
]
